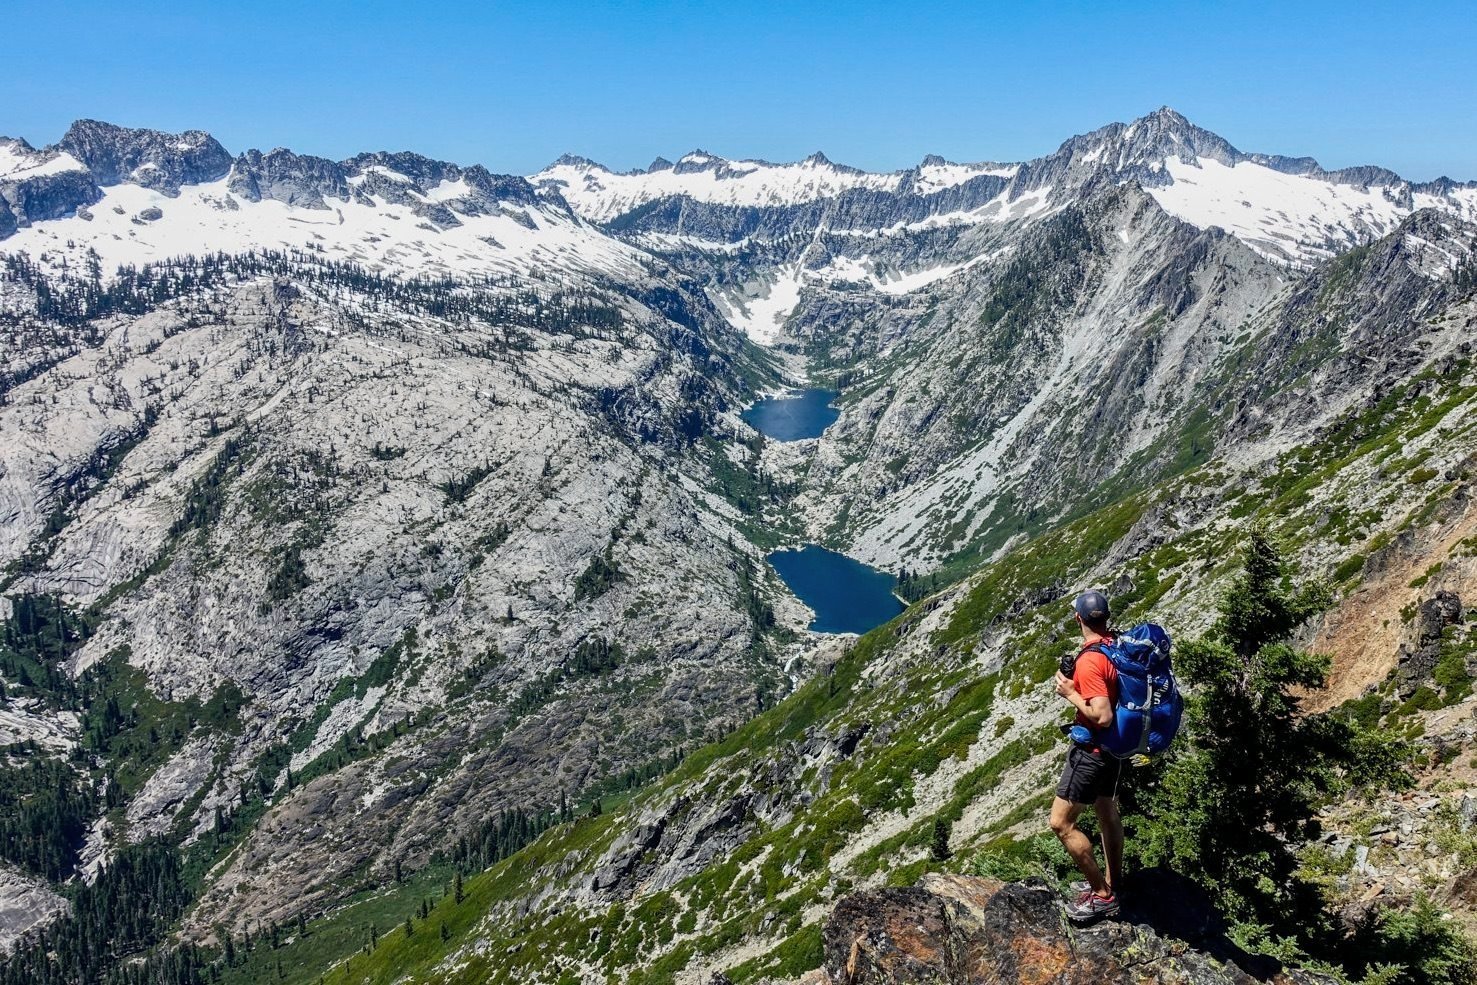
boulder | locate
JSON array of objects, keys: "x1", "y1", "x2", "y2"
[{"x1": 822, "y1": 871, "x2": 1335, "y2": 984}]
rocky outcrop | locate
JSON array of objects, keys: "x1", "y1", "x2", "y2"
[
  {"x1": 227, "y1": 147, "x2": 349, "y2": 208},
  {"x1": 0, "y1": 865, "x2": 69, "y2": 954},
  {"x1": 583, "y1": 721, "x2": 874, "y2": 900},
  {"x1": 1399, "y1": 591, "x2": 1464, "y2": 688},
  {"x1": 822, "y1": 872, "x2": 1334, "y2": 984},
  {"x1": 0, "y1": 166, "x2": 99, "y2": 230},
  {"x1": 0, "y1": 136, "x2": 101, "y2": 233},
  {"x1": 58, "y1": 119, "x2": 232, "y2": 194}
]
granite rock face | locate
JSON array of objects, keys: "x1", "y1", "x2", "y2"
[
  {"x1": 227, "y1": 147, "x2": 350, "y2": 208},
  {"x1": 0, "y1": 865, "x2": 68, "y2": 955},
  {"x1": 0, "y1": 247, "x2": 785, "y2": 936},
  {"x1": 0, "y1": 166, "x2": 99, "y2": 228},
  {"x1": 0, "y1": 136, "x2": 101, "y2": 230}
]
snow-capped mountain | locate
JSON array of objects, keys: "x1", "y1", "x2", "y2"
[
  {"x1": 531, "y1": 148, "x2": 1016, "y2": 223},
  {"x1": 534, "y1": 107, "x2": 1477, "y2": 269},
  {"x1": 0, "y1": 120, "x2": 640, "y2": 283}
]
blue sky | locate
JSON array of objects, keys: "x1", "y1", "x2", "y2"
[{"x1": 5, "y1": 0, "x2": 1474, "y2": 180}]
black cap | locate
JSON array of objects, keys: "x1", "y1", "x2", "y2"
[{"x1": 1072, "y1": 589, "x2": 1110, "y2": 624}]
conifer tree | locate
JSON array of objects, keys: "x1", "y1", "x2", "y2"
[
  {"x1": 1135, "y1": 530, "x2": 1411, "y2": 931},
  {"x1": 929, "y1": 817, "x2": 952, "y2": 862}
]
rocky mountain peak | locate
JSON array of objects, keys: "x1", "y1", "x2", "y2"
[
  {"x1": 0, "y1": 132, "x2": 100, "y2": 233},
  {"x1": 551, "y1": 151, "x2": 605, "y2": 170},
  {"x1": 646, "y1": 155, "x2": 674, "y2": 172},
  {"x1": 56, "y1": 118, "x2": 232, "y2": 195},
  {"x1": 673, "y1": 149, "x2": 725, "y2": 174},
  {"x1": 0, "y1": 135, "x2": 39, "y2": 159},
  {"x1": 227, "y1": 146, "x2": 348, "y2": 209},
  {"x1": 341, "y1": 149, "x2": 461, "y2": 186},
  {"x1": 1115, "y1": 106, "x2": 1240, "y2": 168},
  {"x1": 1144, "y1": 104, "x2": 1191, "y2": 128}
]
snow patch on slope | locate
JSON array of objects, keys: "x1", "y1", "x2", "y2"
[
  {"x1": 709, "y1": 264, "x2": 807, "y2": 344},
  {"x1": 811, "y1": 253, "x2": 994, "y2": 296},
  {"x1": 1148, "y1": 157, "x2": 1477, "y2": 265},
  {"x1": 913, "y1": 160, "x2": 1018, "y2": 194},
  {"x1": 0, "y1": 142, "x2": 85, "y2": 180}
]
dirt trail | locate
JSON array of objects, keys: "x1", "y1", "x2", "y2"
[{"x1": 1307, "y1": 492, "x2": 1476, "y2": 712}]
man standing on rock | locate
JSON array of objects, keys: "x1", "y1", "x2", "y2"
[{"x1": 1048, "y1": 589, "x2": 1124, "y2": 922}]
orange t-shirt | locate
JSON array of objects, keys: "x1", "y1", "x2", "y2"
[{"x1": 1073, "y1": 642, "x2": 1119, "y2": 731}]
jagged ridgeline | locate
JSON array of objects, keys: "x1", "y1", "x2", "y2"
[{"x1": 1, "y1": 108, "x2": 1476, "y2": 984}]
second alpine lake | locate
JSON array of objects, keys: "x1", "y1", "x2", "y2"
[
  {"x1": 768, "y1": 544, "x2": 905, "y2": 635},
  {"x1": 741, "y1": 388, "x2": 840, "y2": 441}
]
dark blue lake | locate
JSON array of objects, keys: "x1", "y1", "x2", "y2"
[
  {"x1": 741, "y1": 389, "x2": 840, "y2": 441},
  {"x1": 769, "y1": 545, "x2": 905, "y2": 635}
]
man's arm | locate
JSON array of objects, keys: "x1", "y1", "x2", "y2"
[{"x1": 1055, "y1": 673, "x2": 1113, "y2": 728}]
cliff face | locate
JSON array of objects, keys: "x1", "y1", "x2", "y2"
[{"x1": 821, "y1": 872, "x2": 1335, "y2": 985}]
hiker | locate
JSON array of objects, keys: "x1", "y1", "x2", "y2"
[{"x1": 1048, "y1": 589, "x2": 1124, "y2": 922}]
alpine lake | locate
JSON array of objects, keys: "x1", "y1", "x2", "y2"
[{"x1": 743, "y1": 389, "x2": 906, "y2": 635}]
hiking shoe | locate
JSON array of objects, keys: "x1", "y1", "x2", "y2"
[
  {"x1": 1069, "y1": 880, "x2": 1118, "y2": 898},
  {"x1": 1065, "y1": 889, "x2": 1120, "y2": 923}
]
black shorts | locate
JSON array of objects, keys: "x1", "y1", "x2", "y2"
[{"x1": 1055, "y1": 745, "x2": 1123, "y2": 805}]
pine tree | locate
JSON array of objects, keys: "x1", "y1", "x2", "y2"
[
  {"x1": 929, "y1": 817, "x2": 952, "y2": 862},
  {"x1": 440, "y1": 920, "x2": 450, "y2": 942},
  {"x1": 404, "y1": 916, "x2": 414, "y2": 937},
  {"x1": 1134, "y1": 530, "x2": 1411, "y2": 931},
  {"x1": 454, "y1": 870, "x2": 464, "y2": 905}
]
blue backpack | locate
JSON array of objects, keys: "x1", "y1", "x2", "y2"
[{"x1": 1084, "y1": 623, "x2": 1183, "y2": 760}]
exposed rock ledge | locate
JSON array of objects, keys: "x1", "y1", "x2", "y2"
[{"x1": 818, "y1": 871, "x2": 1335, "y2": 984}]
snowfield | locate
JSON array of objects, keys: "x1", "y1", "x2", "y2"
[
  {"x1": 1148, "y1": 156, "x2": 1477, "y2": 265},
  {"x1": 4, "y1": 176, "x2": 644, "y2": 282}
]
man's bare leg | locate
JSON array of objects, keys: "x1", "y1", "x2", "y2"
[
  {"x1": 1094, "y1": 796, "x2": 1123, "y2": 893},
  {"x1": 1049, "y1": 797, "x2": 1109, "y2": 895}
]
